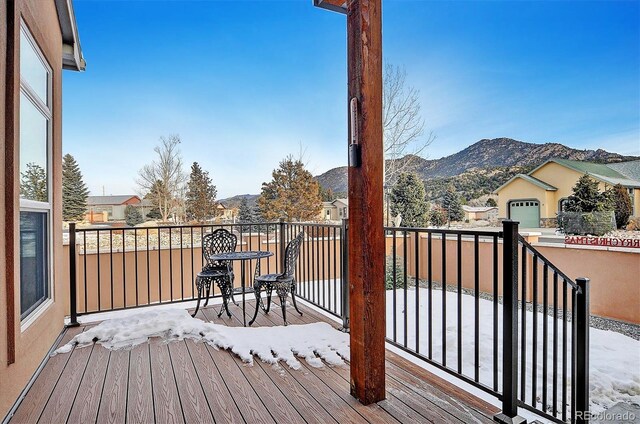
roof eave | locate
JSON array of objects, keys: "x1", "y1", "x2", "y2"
[
  {"x1": 55, "y1": 0, "x2": 85, "y2": 71},
  {"x1": 313, "y1": 0, "x2": 347, "y2": 14}
]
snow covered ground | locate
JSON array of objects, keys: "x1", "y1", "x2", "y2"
[
  {"x1": 387, "y1": 288, "x2": 640, "y2": 415},
  {"x1": 56, "y1": 309, "x2": 349, "y2": 370}
]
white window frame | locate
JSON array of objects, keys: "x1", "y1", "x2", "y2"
[{"x1": 19, "y1": 21, "x2": 54, "y2": 328}]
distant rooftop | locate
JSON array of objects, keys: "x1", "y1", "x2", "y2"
[{"x1": 87, "y1": 195, "x2": 141, "y2": 205}]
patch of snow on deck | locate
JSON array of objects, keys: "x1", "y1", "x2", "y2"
[{"x1": 55, "y1": 309, "x2": 349, "y2": 370}]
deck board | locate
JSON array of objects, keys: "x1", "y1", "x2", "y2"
[
  {"x1": 97, "y1": 350, "x2": 129, "y2": 424},
  {"x1": 126, "y1": 345, "x2": 154, "y2": 424},
  {"x1": 10, "y1": 299, "x2": 497, "y2": 424},
  {"x1": 37, "y1": 344, "x2": 93, "y2": 424},
  {"x1": 9, "y1": 326, "x2": 83, "y2": 424}
]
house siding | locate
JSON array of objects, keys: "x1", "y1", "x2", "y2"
[
  {"x1": 497, "y1": 178, "x2": 549, "y2": 221},
  {"x1": 0, "y1": 0, "x2": 66, "y2": 417}
]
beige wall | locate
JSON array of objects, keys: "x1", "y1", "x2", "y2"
[
  {"x1": 497, "y1": 178, "x2": 551, "y2": 219},
  {"x1": 498, "y1": 161, "x2": 638, "y2": 222},
  {"x1": 1, "y1": 0, "x2": 68, "y2": 417},
  {"x1": 397, "y1": 234, "x2": 639, "y2": 324}
]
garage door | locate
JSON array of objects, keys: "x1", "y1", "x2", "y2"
[{"x1": 509, "y1": 200, "x2": 540, "y2": 228}]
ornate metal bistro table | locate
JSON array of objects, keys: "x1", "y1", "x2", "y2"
[{"x1": 209, "y1": 250, "x2": 274, "y2": 326}]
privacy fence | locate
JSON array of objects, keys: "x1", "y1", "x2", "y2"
[{"x1": 67, "y1": 219, "x2": 589, "y2": 423}]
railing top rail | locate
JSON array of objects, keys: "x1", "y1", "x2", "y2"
[
  {"x1": 384, "y1": 226, "x2": 503, "y2": 238},
  {"x1": 518, "y1": 234, "x2": 580, "y2": 292},
  {"x1": 285, "y1": 222, "x2": 342, "y2": 229},
  {"x1": 73, "y1": 221, "x2": 283, "y2": 232}
]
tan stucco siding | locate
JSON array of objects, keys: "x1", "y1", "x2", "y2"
[
  {"x1": 530, "y1": 162, "x2": 584, "y2": 202},
  {"x1": 0, "y1": 0, "x2": 66, "y2": 417},
  {"x1": 634, "y1": 188, "x2": 640, "y2": 218},
  {"x1": 497, "y1": 178, "x2": 550, "y2": 219}
]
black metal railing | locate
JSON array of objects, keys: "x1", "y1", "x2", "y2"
[
  {"x1": 67, "y1": 218, "x2": 589, "y2": 423},
  {"x1": 68, "y1": 221, "x2": 285, "y2": 316},
  {"x1": 383, "y1": 221, "x2": 590, "y2": 424}
]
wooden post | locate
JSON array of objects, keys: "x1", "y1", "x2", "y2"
[{"x1": 347, "y1": 0, "x2": 385, "y2": 405}]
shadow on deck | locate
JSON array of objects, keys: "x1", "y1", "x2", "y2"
[{"x1": 9, "y1": 300, "x2": 498, "y2": 423}]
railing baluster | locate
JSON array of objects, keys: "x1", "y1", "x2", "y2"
[
  {"x1": 441, "y1": 232, "x2": 447, "y2": 367},
  {"x1": 474, "y1": 234, "x2": 480, "y2": 382},
  {"x1": 552, "y1": 272, "x2": 559, "y2": 417},
  {"x1": 146, "y1": 229, "x2": 150, "y2": 304},
  {"x1": 428, "y1": 231, "x2": 433, "y2": 360},
  {"x1": 415, "y1": 231, "x2": 420, "y2": 354},
  {"x1": 68, "y1": 223, "x2": 78, "y2": 326},
  {"x1": 493, "y1": 234, "x2": 499, "y2": 392},
  {"x1": 122, "y1": 229, "x2": 126, "y2": 308},
  {"x1": 134, "y1": 228, "x2": 139, "y2": 306},
  {"x1": 403, "y1": 230, "x2": 408, "y2": 348},
  {"x1": 158, "y1": 228, "x2": 162, "y2": 303},
  {"x1": 110, "y1": 229, "x2": 114, "y2": 309},
  {"x1": 457, "y1": 233, "x2": 462, "y2": 374},
  {"x1": 562, "y1": 280, "x2": 568, "y2": 422},
  {"x1": 392, "y1": 229, "x2": 397, "y2": 343},
  {"x1": 521, "y1": 243, "x2": 527, "y2": 400},
  {"x1": 83, "y1": 230, "x2": 87, "y2": 314},
  {"x1": 543, "y1": 263, "x2": 549, "y2": 412},
  {"x1": 97, "y1": 229, "x2": 101, "y2": 312},
  {"x1": 532, "y1": 254, "x2": 538, "y2": 407},
  {"x1": 180, "y1": 227, "x2": 184, "y2": 300}
]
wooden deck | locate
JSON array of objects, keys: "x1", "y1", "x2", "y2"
[{"x1": 9, "y1": 300, "x2": 498, "y2": 424}]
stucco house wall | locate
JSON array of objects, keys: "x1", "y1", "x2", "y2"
[
  {"x1": 496, "y1": 178, "x2": 551, "y2": 219},
  {"x1": 1, "y1": 0, "x2": 82, "y2": 417}
]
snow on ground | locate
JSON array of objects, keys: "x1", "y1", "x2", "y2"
[
  {"x1": 387, "y1": 287, "x2": 640, "y2": 415},
  {"x1": 55, "y1": 309, "x2": 349, "y2": 370}
]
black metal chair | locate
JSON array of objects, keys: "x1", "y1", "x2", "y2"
[
  {"x1": 192, "y1": 229, "x2": 237, "y2": 318},
  {"x1": 249, "y1": 231, "x2": 304, "y2": 326}
]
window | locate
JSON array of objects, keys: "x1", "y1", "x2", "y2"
[{"x1": 19, "y1": 24, "x2": 52, "y2": 321}]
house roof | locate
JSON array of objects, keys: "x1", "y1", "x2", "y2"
[
  {"x1": 531, "y1": 158, "x2": 640, "y2": 188},
  {"x1": 334, "y1": 198, "x2": 348, "y2": 206},
  {"x1": 606, "y1": 160, "x2": 640, "y2": 182},
  {"x1": 88, "y1": 195, "x2": 141, "y2": 206},
  {"x1": 494, "y1": 174, "x2": 558, "y2": 193},
  {"x1": 54, "y1": 0, "x2": 85, "y2": 71},
  {"x1": 462, "y1": 206, "x2": 498, "y2": 213}
]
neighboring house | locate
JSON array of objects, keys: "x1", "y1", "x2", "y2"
[
  {"x1": 0, "y1": 0, "x2": 84, "y2": 416},
  {"x1": 322, "y1": 198, "x2": 349, "y2": 221},
  {"x1": 216, "y1": 203, "x2": 236, "y2": 222},
  {"x1": 495, "y1": 159, "x2": 640, "y2": 228},
  {"x1": 86, "y1": 195, "x2": 142, "y2": 222},
  {"x1": 462, "y1": 205, "x2": 498, "y2": 222}
]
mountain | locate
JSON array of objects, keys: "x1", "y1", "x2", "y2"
[
  {"x1": 218, "y1": 194, "x2": 260, "y2": 209},
  {"x1": 314, "y1": 138, "x2": 638, "y2": 201}
]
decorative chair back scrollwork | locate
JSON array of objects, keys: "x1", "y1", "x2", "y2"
[
  {"x1": 202, "y1": 229, "x2": 237, "y2": 270},
  {"x1": 281, "y1": 231, "x2": 304, "y2": 279}
]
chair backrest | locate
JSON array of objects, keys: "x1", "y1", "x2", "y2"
[
  {"x1": 202, "y1": 229, "x2": 237, "y2": 268},
  {"x1": 282, "y1": 232, "x2": 304, "y2": 278}
]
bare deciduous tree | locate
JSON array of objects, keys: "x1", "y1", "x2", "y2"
[
  {"x1": 383, "y1": 64, "x2": 435, "y2": 184},
  {"x1": 137, "y1": 135, "x2": 187, "y2": 222}
]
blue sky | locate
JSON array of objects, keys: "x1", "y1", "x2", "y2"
[{"x1": 63, "y1": 0, "x2": 640, "y2": 198}]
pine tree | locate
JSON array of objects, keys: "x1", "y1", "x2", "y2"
[
  {"x1": 257, "y1": 155, "x2": 322, "y2": 222},
  {"x1": 185, "y1": 162, "x2": 218, "y2": 222},
  {"x1": 389, "y1": 172, "x2": 429, "y2": 227},
  {"x1": 20, "y1": 162, "x2": 47, "y2": 202},
  {"x1": 441, "y1": 185, "x2": 464, "y2": 223},
  {"x1": 62, "y1": 154, "x2": 89, "y2": 221},
  {"x1": 566, "y1": 175, "x2": 611, "y2": 213},
  {"x1": 611, "y1": 184, "x2": 632, "y2": 229},
  {"x1": 429, "y1": 207, "x2": 447, "y2": 227},
  {"x1": 237, "y1": 197, "x2": 254, "y2": 231},
  {"x1": 485, "y1": 198, "x2": 497, "y2": 207},
  {"x1": 125, "y1": 205, "x2": 144, "y2": 226}
]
